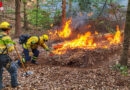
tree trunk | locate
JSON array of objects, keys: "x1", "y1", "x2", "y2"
[
  {"x1": 23, "y1": 0, "x2": 28, "y2": 30},
  {"x1": 98, "y1": 0, "x2": 108, "y2": 18},
  {"x1": 36, "y1": 0, "x2": 39, "y2": 30},
  {"x1": 15, "y1": 0, "x2": 21, "y2": 37},
  {"x1": 69, "y1": 0, "x2": 72, "y2": 17},
  {"x1": 62, "y1": 0, "x2": 66, "y2": 26},
  {"x1": 119, "y1": 0, "x2": 130, "y2": 66},
  {"x1": 52, "y1": 0, "x2": 54, "y2": 4}
]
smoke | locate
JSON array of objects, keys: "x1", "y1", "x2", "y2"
[{"x1": 71, "y1": 12, "x2": 89, "y2": 30}]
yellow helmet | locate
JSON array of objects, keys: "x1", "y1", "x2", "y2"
[
  {"x1": 42, "y1": 34, "x2": 49, "y2": 41},
  {"x1": 0, "y1": 22, "x2": 12, "y2": 29}
]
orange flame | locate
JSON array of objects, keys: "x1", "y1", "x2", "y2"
[
  {"x1": 52, "y1": 32, "x2": 97, "y2": 55},
  {"x1": 49, "y1": 18, "x2": 122, "y2": 55},
  {"x1": 58, "y1": 19, "x2": 72, "y2": 38},
  {"x1": 52, "y1": 25, "x2": 122, "y2": 55},
  {"x1": 95, "y1": 31, "x2": 98, "y2": 35},
  {"x1": 50, "y1": 24, "x2": 53, "y2": 27},
  {"x1": 49, "y1": 19, "x2": 72, "y2": 39},
  {"x1": 107, "y1": 25, "x2": 121, "y2": 44}
]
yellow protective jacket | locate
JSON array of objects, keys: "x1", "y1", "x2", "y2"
[
  {"x1": 0, "y1": 32, "x2": 14, "y2": 54},
  {"x1": 23, "y1": 36, "x2": 49, "y2": 50}
]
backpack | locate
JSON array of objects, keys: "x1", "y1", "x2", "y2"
[{"x1": 19, "y1": 34, "x2": 31, "y2": 44}]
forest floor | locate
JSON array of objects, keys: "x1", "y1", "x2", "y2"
[
  {"x1": 0, "y1": 17, "x2": 130, "y2": 90},
  {"x1": 2, "y1": 38, "x2": 130, "y2": 90},
  {"x1": 1, "y1": 1, "x2": 129, "y2": 90}
]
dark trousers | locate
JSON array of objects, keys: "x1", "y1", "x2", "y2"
[
  {"x1": 0, "y1": 54, "x2": 18, "y2": 89},
  {"x1": 18, "y1": 48, "x2": 39, "y2": 63}
]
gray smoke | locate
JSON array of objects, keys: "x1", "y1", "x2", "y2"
[{"x1": 71, "y1": 12, "x2": 89, "y2": 30}]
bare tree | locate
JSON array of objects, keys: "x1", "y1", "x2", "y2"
[
  {"x1": 15, "y1": 0, "x2": 21, "y2": 37},
  {"x1": 52, "y1": 0, "x2": 54, "y2": 4},
  {"x1": 23, "y1": 0, "x2": 28, "y2": 30},
  {"x1": 69, "y1": 0, "x2": 72, "y2": 17},
  {"x1": 36, "y1": 0, "x2": 39, "y2": 30},
  {"x1": 120, "y1": 0, "x2": 130, "y2": 66},
  {"x1": 62, "y1": 0, "x2": 66, "y2": 26}
]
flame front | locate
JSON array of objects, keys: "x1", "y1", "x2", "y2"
[
  {"x1": 49, "y1": 19, "x2": 72, "y2": 40},
  {"x1": 50, "y1": 19, "x2": 122, "y2": 55},
  {"x1": 107, "y1": 25, "x2": 121, "y2": 44},
  {"x1": 52, "y1": 32, "x2": 97, "y2": 55},
  {"x1": 58, "y1": 19, "x2": 72, "y2": 38}
]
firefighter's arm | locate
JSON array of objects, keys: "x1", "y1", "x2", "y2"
[
  {"x1": 42, "y1": 43, "x2": 50, "y2": 51},
  {"x1": 3, "y1": 36, "x2": 15, "y2": 52},
  {"x1": 42, "y1": 43, "x2": 55, "y2": 56}
]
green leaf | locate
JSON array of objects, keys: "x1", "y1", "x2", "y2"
[
  {"x1": 115, "y1": 64, "x2": 121, "y2": 68},
  {"x1": 117, "y1": 5, "x2": 126, "y2": 8},
  {"x1": 120, "y1": 66, "x2": 124, "y2": 70},
  {"x1": 120, "y1": 66, "x2": 128, "y2": 72},
  {"x1": 121, "y1": 71, "x2": 128, "y2": 76}
]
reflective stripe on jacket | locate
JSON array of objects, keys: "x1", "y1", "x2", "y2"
[
  {"x1": 23, "y1": 36, "x2": 49, "y2": 50},
  {"x1": 0, "y1": 32, "x2": 14, "y2": 54}
]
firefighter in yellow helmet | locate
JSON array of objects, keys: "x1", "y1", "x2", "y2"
[
  {"x1": 0, "y1": 22, "x2": 19, "y2": 89},
  {"x1": 18, "y1": 34, "x2": 51, "y2": 65}
]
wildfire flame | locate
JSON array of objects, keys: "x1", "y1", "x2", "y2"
[
  {"x1": 50, "y1": 19, "x2": 122, "y2": 55},
  {"x1": 58, "y1": 19, "x2": 72, "y2": 38},
  {"x1": 53, "y1": 32, "x2": 97, "y2": 54},
  {"x1": 50, "y1": 24, "x2": 53, "y2": 27},
  {"x1": 107, "y1": 25, "x2": 121, "y2": 44},
  {"x1": 49, "y1": 19, "x2": 72, "y2": 39}
]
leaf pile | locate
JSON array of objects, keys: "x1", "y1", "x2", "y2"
[{"x1": 47, "y1": 45, "x2": 122, "y2": 68}]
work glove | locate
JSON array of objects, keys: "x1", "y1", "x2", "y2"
[
  {"x1": 45, "y1": 48, "x2": 54, "y2": 56},
  {"x1": 29, "y1": 52, "x2": 33, "y2": 56},
  {"x1": 48, "y1": 49, "x2": 55, "y2": 56},
  {"x1": 49, "y1": 51, "x2": 55, "y2": 56},
  {"x1": 45, "y1": 48, "x2": 50, "y2": 52}
]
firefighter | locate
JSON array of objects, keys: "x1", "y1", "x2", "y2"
[
  {"x1": 0, "y1": 22, "x2": 19, "y2": 89},
  {"x1": 18, "y1": 34, "x2": 50, "y2": 65}
]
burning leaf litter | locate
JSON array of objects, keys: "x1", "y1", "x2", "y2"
[{"x1": 49, "y1": 19, "x2": 122, "y2": 55}]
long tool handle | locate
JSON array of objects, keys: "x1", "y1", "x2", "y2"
[{"x1": 14, "y1": 45, "x2": 27, "y2": 72}]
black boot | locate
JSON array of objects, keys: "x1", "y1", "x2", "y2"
[
  {"x1": 12, "y1": 84, "x2": 20, "y2": 88},
  {"x1": 31, "y1": 60, "x2": 39, "y2": 65}
]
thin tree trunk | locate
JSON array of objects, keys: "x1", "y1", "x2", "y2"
[
  {"x1": 69, "y1": 0, "x2": 72, "y2": 17},
  {"x1": 62, "y1": 0, "x2": 66, "y2": 26},
  {"x1": 36, "y1": 0, "x2": 39, "y2": 30},
  {"x1": 119, "y1": 0, "x2": 130, "y2": 66},
  {"x1": 98, "y1": 0, "x2": 108, "y2": 17},
  {"x1": 23, "y1": 0, "x2": 28, "y2": 30},
  {"x1": 15, "y1": 0, "x2": 21, "y2": 37},
  {"x1": 52, "y1": 0, "x2": 54, "y2": 4}
]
